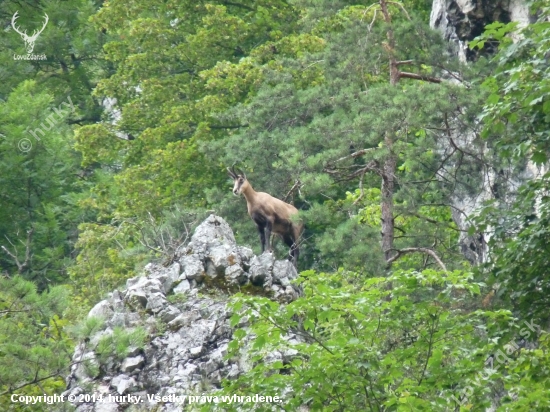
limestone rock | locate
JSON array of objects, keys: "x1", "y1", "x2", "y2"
[
  {"x1": 145, "y1": 262, "x2": 181, "y2": 294},
  {"x1": 65, "y1": 214, "x2": 302, "y2": 411},
  {"x1": 88, "y1": 300, "x2": 113, "y2": 320},
  {"x1": 173, "y1": 279, "x2": 190, "y2": 294},
  {"x1": 178, "y1": 254, "x2": 204, "y2": 280},
  {"x1": 112, "y1": 374, "x2": 137, "y2": 395},
  {"x1": 430, "y1": 0, "x2": 531, "y2": 61},
  {"x1": 121, "y1": 356, "x2": 145, "y2": 373}
]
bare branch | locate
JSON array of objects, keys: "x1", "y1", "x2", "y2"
[
  {"x1": 399, "y1": 71, "x2": 441, "y2": 83},
  {"x1": 409, "y1": 212, "x2": 466, "y2": 232},
  {"x1": 360, "y1": 2, "x2": 380, "y2": 23},
  {"x1": 332, "y1": 148, "x2": 377, "y2": 164},
  {"x1": 369, "y1": 8, "x2": 379, "y2": 31},
  {"x1": 387, "y1": 247, "x2": 448, "y2": 272},
  {"x1": 325, "y1": 160, "x2": 381, "y2": 179},
  {"x1": 0, "y1": 369, "x2": 64, "y2": 397},
  {"x1": 396, "y1": 60, "x2": 414, "y2": 66},
  {"x1": 221, "y1": 1, "x2": 254, "y2": 11},
  {"x1": 387, "y1": 1, "x2": 411, "y2": 20},
  {"x1": 353, "y1": 168, "x2": 368, "y2": 205},
  {"x1": 208, "y1": 124, "x2": 249, "y2": 130},
  {"x1": 282, "y1": 180, "x2": 301, "y2": 203},
  {"x1": 1, "y1": 229, "x2": 33, "y2": 273},
  {"x1": 444, "y1": 114, "x2": 488, "y2": 166},
  {"x1": 0, "y1": 309, "x2": 33, "y2": 316},
  {"x1": 435, "y1": 64, "x2": 468, "y2": 85}
]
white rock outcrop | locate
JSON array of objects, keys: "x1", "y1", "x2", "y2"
[
  {"x1": 430, "y1": 0, "x2": 531, "y2": 61},
  {"x1": 65, "y1": 214, "x2": 301, "y2": 411}
]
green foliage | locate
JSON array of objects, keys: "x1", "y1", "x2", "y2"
[
  {"x1": 94, "y1": 326, "x2": 147, "y2": 364},
  {"x1": 0, "y1": 80, "x2": 86, "y2": 286},
  {"x1": 472, "y1": 6, "x2": 550, "y2": 325},
  {"x1": 0, "y1": 0, "x2": 107, "y2": 117},
  {"x1": 474, "y1": 179, "x2": 550, "y2": 324},
  {"x1": 76, "y1": 0, "x2": 301, "y2": 218},
  {"x1": 0, "y1": 276, "x2": 72, "y2": 403},
  {"x1": 69, "y1": 316, "x2": 106, "y2": 342},
  {"x1": 213, "y1": 270, "x2": 514, "y2": 411},
  {"x1": 498, "y1": 332, "x2": 550, "y2": 410},
  {"x1": 65, "y1": 323, "x2": 148, "y2": 384},
  {"x1": 475, "y1": 15, "x2": 550, "y2": 165}
]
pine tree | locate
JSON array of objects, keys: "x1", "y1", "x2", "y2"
[
  {"x1": 0, "y1": 276, "x2": 71, "y2": 403},
  {"x1": 0, "y1": 81, "x2": 84, "y2": 286},
  {"x1": 211, "y1": 1, "x2": 485, "y2": 272}
]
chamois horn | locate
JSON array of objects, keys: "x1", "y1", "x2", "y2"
[
  {"x1": 227, "y1": 163, "x2": 238, "y2": 178},
  {"x1": 236, "y1": 167, "x2": 246, "y2": 179},
  {"x1": 227, "y1": 163, "x2": 246, "y2": 179}
]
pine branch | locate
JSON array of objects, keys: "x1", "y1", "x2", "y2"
[{"x1": 0, "y1": 370, "x2": 64, "y2": 397}]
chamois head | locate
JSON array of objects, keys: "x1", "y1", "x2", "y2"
[{"x1": 227, "y1": 165, "x2": 248, "y2": 196}]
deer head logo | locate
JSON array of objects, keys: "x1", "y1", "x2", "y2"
[{"x1": 11, "y1": 11, "x2": 49, "y2": 54}]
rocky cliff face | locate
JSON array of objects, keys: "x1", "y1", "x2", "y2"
[
  {"x1": 430, "y1": 0, "x2": 531, "y2": 61},
  {"x1": 430, "y1": 0, "x2": 534, "y2": 263},
  {"x1": 64, "y1": 215, "x2": 300, "y2": 411}
]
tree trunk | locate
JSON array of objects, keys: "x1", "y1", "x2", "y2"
[
  {"x1": 381, "y1": 142, "x2": 396, "y2": 261},
  {"x1": 379, "y1": 0, "x2": 398, "y2": 261}
]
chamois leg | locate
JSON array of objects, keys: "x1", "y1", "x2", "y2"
[
  {"x1": 264, "y1": 221, "x2": 273, "y2": 252},
  {"x1": 292, "y1": 223, "x2": 304, "y2": 268},
  {"x1": 292, "y1": 244, "x2": 299, "y2": 268},
  {"x1": 253, "y1": 213, "x2": 271, "y2": 253},
  {"x1": 257, "y1": 225, "x2": 266, "y2": 253}
]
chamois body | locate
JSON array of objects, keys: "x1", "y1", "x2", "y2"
[{"x1": 227, "y1": 167, "x2": 303, "y2": 267}]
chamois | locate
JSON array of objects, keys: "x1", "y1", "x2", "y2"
[{"x1": 227, "y1": 166, "x2": 303, "y2": 267}]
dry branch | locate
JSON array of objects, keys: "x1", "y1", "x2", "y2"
[
  {"x1": 1, "y1": 229, "x2": 33, "y2": 273},
  {"x1": 282, "y1": 180, "x2": 302, "y2": 203},
  {"x1": 332, "y1": 148, "x2": 377, "y2": 164},
  {"x1": 387, "y1": 247, "x2": 448, "y2": 272},
  {"x1": 399, "y1": 71, "x2": 441, "y2": 83}
]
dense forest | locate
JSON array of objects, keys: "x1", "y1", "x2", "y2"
[{"x1": 1, "y1": 0, "x2": 550, "y2": 410}]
